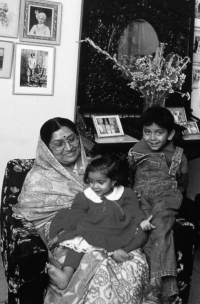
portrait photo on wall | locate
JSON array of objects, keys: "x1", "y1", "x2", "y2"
[
  {"x1": 13, "y1": 43, "x2": 55, "y2": 95},
  {"x1": 19, "y1": 0, "x2": 62, "y2": 45},
  {"x1": 92, "y1": 115, "x2": 124, "y2": 138},
  {"x1": 0, "y1": 40, "x2": 14, "y2": 78},
  {"x1": 0, "y1": 0, "x2": 20, "y2": 38}
]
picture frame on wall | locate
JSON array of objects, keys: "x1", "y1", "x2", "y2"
[
  {"x1": 166, "y1": 107, "x2": 187, "y2": 125},
  {"x1": 193, "y1": 27, "x2": 200, "y2": 62},
  {"x1": 195, "y1": 0, "x2": 200, "y2": 27},
  {"x1": 92, "y1": 115, "x2": 124, "y2": 138},
  {"x1": 192, "y1": 63, "x2": 200, "y2": 89},
  {"x1": 13, "y1": 43, "x2": 55, "y2": 95},
  {"x1": 19, "y1": 0, "x2": 62, "y2": 45},
  {"x1": 0, "y1": 40, "x2": 14, "y2": 78},
  {"x1": 0, "y1": 0, "x2": 21, "y2": 38}
]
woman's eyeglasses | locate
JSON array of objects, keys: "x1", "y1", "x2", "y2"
[{"x1": 49, "y1": 134, "x2": 79, "y2": 152}]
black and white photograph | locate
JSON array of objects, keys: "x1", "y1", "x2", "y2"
[
  {"x1": 19, "y1": 0, "x2": 62, "y2": 45},
  {"x1": 13, "y1": 43, "x2": 55, "y2": 95},
  {"x1": 0, "y1": 40, "x2": 13, "y2": 78},
  {"x1": 166, "y1": 107, "x2": 187, "y2": 125},
  {"x1": 92, "y1": 115, "x2": 124, "y2": 138}
]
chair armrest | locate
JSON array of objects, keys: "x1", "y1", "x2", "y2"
[{"x1": 1, "y1": 201, "x2": 48, "y2": 283}]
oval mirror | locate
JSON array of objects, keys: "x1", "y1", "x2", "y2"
[{"x1": 118, "y1": 19, "x2": 159, "y2": 58}]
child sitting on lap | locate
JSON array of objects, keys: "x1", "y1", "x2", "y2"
[{"x1": 47, "y1": 156, "x2": 150, "y2": 290}]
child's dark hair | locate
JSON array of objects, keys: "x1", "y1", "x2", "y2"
[
  {"x1": 140, "y1": 106, "x2": 175, "y2": 133},
  {"x1": 84, "y1": 156, "x2": 125, "y2": 186}
]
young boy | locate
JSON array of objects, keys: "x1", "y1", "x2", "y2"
[{"x1": 128, "y1": 106, "x2": 188, "y2": 304}]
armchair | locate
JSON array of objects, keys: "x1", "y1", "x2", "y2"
[{"x1": 0, "y1": 158, "x2": 198, "y2": 304}]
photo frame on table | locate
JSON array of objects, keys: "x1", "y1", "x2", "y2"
[
  {"x1": 92, "y1": 115, "x2": 124, "y2": 138},
  {"x1": 0, "y1": 0, "x2": 20, "y2": 38},
  {"x1": 19, "y1": 0, "x2": 62, "y2": 45},
  {"x1": 193, "y1": 27, "x2": 200, "y2": 62},
  {"x1": 166, "y1": 107, "x2": 187, "y2": 125},
  {"x1": 13, "y1": 43, "x2": 55, "y2": 95},
  {"x1": 181, "y1": 121, "x2": 200, "y2": 135},
  {"x1": 192, "y1": 63, "x2": 200, "y2": 89},
  {"x1": 0, "y1": 40, "x2": 14, "y2": 78}
]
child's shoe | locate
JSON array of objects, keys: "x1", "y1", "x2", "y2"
[{"x1": 142, "y1": 284, "x2": 161, "y2": 304}]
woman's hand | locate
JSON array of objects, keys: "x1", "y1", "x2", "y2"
[
  {"x1": 112, "y1": 249, "x2": 131, "y2": 263},
  {"x1": 48, "y1": 236, "x2": 58, "y2": 249},
  {"x1": 140, "y1": 215, "x2": 156, "y2": 231}
]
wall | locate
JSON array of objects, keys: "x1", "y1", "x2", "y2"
[{"x1": 0, "y1": 0, "x2": 83, "y2": 190}]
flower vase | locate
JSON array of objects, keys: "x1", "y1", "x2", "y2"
[{"x1": 143, "y1": 96, "x2": 166, "y2": 112}]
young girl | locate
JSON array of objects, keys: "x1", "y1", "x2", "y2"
[
  {"x1": 47, "y1": 156, "x2": 150, "y2": 290},
  {"x1": 128, "y1": 106, "x2": 188, "y2": 304}
]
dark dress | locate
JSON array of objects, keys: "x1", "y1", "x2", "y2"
[{"x1": 50, "y1": 186, "x2": 148, "y2": 254}]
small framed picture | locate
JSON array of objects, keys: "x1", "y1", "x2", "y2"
[
  {"x1": 192, "y1": 63, "x2": 200, "y2": 89},
  {"x1": 195, "y1": 0, "x2": 200, "y2": 26},
  {"x1": 193, "y1": 27, "x2": 200, "y2": 62},
  {"x1": 92, "y1": 115, "x2": 124, "y2": 138},
  {"x1": 0, "y1": 0, "x2": 21, "y2": 38},
  {"x1": 181, "y1": 121, "x2": 200, "y2": 135},
  {"x1": 19, "y1": 0, "x2": 62, "y2": 45},
  {"x1": 166, "y1": 107, "x2": 187, "y2": 125},
  {"x1": 0, "y1": 40, "x2": 14, "y2": 78},
  {"x1": 13, "y1": 43, "x2": 55, "y2": 95}
]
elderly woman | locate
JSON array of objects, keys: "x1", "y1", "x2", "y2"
[{"x1": 13, "y1": 117, "x2": 149, "y2": 304}]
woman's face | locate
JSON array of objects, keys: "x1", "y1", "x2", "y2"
[{"x1": 49, "y1": 126, "x2": 81, "y2": 168}]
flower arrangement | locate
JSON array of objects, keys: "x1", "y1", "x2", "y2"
[{"x1": 82, "y1": 38, "x2": 190, "y2": 109}]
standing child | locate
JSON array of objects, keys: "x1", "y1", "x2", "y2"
[
  {"x1": 47, "y1": 156, "x2": 149, "y2": 290},
  {"x1": 128, "y1": 106, "x2": 188, "y2": 304}
]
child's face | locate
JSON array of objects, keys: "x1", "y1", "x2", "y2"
[
  {"x1": 37, "y1": 16, "x2": 45, "y2": 24},
  {"x1": 143, "y1": 123, "x2": 174, "y2": 151},
  {"x1": 88, "y1": 171, "x2": 113, "y2": 197}
]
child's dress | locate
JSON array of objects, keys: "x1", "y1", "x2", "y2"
[
  {"x1": 128, "y1": 139, "x2": 188, "y2": 296},
  {"x1": 49, "y1": 186, "x2": 148, "y2": 256}
]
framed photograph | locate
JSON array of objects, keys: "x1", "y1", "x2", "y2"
[
  {"x1": 166, "y1": 107, "x2": 187, "y2": 125},
  {"x1": 193, "y1": 27, "x2": 200, "y2": 62},
  {"x1": 92, "y1": 115, "x2": 124, "y2": 138},
  {"x1": 0, "y1": 0, "x2": 20, "y2": 38},
  {"x1": 19, "y1": 0, "x2": 62, "y2": 45},
  {"x1": 0, "y1": 40, "x2": 14, "y2": 78},
  {"x1": 195, "y1": 0, "x2": 200, "y2": 26},
  {"x1": 13, "y1": 43, "x2": 55, "y2": 95},
  {"x1": 181, "y1": 121, "x2": 200, "y2": 135},
  {"x1": 192, "y1": 63, "x2": 200, "y2": 89}
]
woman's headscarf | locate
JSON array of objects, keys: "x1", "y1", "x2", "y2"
[{"x1": 13, "y1": 137, "x2": 89, "y2": 229}]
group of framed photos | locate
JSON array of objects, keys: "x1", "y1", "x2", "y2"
[
  {"x1": 0, "y1": 0, "x2": 62, "y2": 95},
  {"x1": 167, "y1": 107, "x2": 200, "y2": 140}
]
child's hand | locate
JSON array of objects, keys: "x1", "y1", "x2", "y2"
[
  {"x1": 48, "y1": 236, "x2": 58, "y2": 249},
  {"x1": 112, "y1": 249, "x2": 130, "y2": 263},
  {"x1": 140, "y1": 215, "x2": 156, "y2": 231}
]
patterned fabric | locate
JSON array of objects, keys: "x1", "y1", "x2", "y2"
[
  {"x1": 12, "y1": 138, "x2": 88, "y2": 229},
  {"x1": 0, "y1": 159, "x2": 196, "y2": 304},
  {"x1": 44, "y1": 249, "x2": 149, "y2": 304},
  {"x1": 1, "y1": 159, "x2": 49, "y2": 304}
]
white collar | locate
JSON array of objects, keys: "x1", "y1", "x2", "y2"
[{"x1": 84, "y1": 186, "x2": 124, "y2": 203}]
